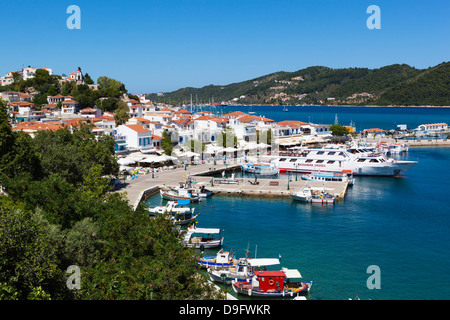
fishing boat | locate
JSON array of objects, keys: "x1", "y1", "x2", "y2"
[
  {"x1": 301, "y1": 171, "x2": 354, "y2": 185},
  {"x1": 190, "y1": 183, "x2": 212, "y2": 198},
  {"x1": 182, "y1": 225, "x2": 224, "y2": 250},
  {"x1": 209, "y1": 258, "x2": 281, "y2": 285},
  {"x1": 241, "y1": 162, "x2": 279, "y2": 176},
  {"x1": 283, "y1": 107, "x2": 289, "y2": 112},
  {"x1": 272, "y1": 146, "x2": 417, "y2": 177},
  {"x1": 232, "y1": 268, "x2": 312, "y2": 298},
  {"x1": 148, "y1": 201, "x2": 193, "y2": 215},
  {"x1": 292, "y1": 187, "x2": 335, "y2": 204},
  {"x1": 377, "y1": 142, "x2": 410, "y2": 155},
  {"x1": 171, "y1": 213, "x2": 198, "y2": 226},
  {"x1": 160, "y1": 188, "x2": 200, "y2": 202},
  {"x1": 148, "y1": 201, "x2": 198, "y2": 226},
  {"x1": 198, "y1": 249, "x2": 236, "y2": 270}
]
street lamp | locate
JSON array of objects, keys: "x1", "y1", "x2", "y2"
[{"x1": 287, "y1": 171, "x2": 291, "y2": 191}]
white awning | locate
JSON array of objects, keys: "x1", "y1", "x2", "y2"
[
  {"x1": 247, "y1": 258, "x2": 280, "y2": 267},
  {"x1": 282, "y1": 268, "x2": 302, "y2": 278},
  {"x1": 117, "y1": 158, "x2": 135, "y2": 165},
  {"x1": 192, "y1": 227, "x2": 221, "y2": 234}
]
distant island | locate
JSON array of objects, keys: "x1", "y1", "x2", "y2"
[{"x1": 146, "y1": 62, "x2": 450, "y2": 107}]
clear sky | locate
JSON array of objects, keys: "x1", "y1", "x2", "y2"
[{"x1": 1, "y1": 0, "x2": 449, "y2": 93}]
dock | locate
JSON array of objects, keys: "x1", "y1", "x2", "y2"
[
  {"x1": 120, "y1": 160, "x2": 241, "y2": 209},
  {"x1": 192, "y1": 176, "x2": 348, "y2": 199},
  {"x1": 120, "y1": 159, "x2": 349, "y2": 209}
]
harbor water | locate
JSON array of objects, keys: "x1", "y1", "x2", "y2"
[
  {"x1": 145, "y1": 106, "x2": 450, "y2": 300},
  {"x1": 145, "y1": 147, "x2": 450, "y2": 300}
]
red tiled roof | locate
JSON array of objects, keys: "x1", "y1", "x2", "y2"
[
  {"x1": 125, "y1": 124, "x2": 151, "y2": 133},
  {"x1": 152, "y1": 134, "x2": 164, "y2": 140},
  {"x1": 361, "y1": 128, "x2": 385, "y2": 133},
  {"x1": 277, "y1": 120, "x2": 308, "y2": 127}
]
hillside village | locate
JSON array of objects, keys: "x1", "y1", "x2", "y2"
[
  {"x1": 1, "y1": 66, "x2": 339, "y2": 162},
  {"x1": 2, "y1": 66, "x2": 448, "y2": 168}
]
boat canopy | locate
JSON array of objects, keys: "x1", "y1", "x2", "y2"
[
  {"x1": 191, "y1": 227, "x2": 221, "y2": 234},
  {"x1": 247, "y1": 258, "x2": 280, "y2": 267},
  {"x1": 282, "y1": 268, "x2": 302, "y2": 278}
]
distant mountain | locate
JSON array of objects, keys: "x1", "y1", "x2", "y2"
[{"x1": 146, "y1": 62, "x2": 450, "y2": 106}]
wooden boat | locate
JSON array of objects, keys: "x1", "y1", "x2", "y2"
[
  {"x1": 148, "y1": 201, "x2": 193, "y2": 215},
  {"x1": 209, "y1": 258, "x2": 281, "y2": 285},
  {"x1": 148, "y1": 201, "x2": 198, "y2": 226},
  {"x1": 232, "y1": 268, "x2": 312, "y2": 298},
  {"x1": 182, "y1": 225, "x2": 224, "y2": 250},
  {"x1": 241, "y1": 162, "x2": 279, "y2": 176},
  {"x1": 292, "y1": 187, "x2": 335, "y2": 205},
  {"x1": 160, "y1": 188, "x2": 200, "y2": 202},
  {"x1": 301, "y1": 171, "x2": 354, "y2": 185},
  {"x1": 198, "y1": 249, "x2": 236, "y2": 270}
]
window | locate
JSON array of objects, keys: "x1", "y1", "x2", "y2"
[
  {"x1": 327, "y1": 160, "x2": 335, "y2": 164},
  {"x1": 316, "y1": 160, "x2": 324, "y2": 163},
  {"x1": 317, "y1": 151, "x2": 325, "y2": 155},
  {"x1": 305, "y1": 159, "x2": 313, "y2": 163},
  {"x1": 357, "y1": 159, "x2": 366, "y2": 162},
  {"x1": 370, "y1": 159, "x2": 379, "y2": 163},
  {"x1": 328, "y1": 152, "x2": 336, "y2": 155},
  {"x1": 290, "y1": 159, "x2": 297, "y2": 162},
  {"x1": 279, "y1": 158, "x2": 287, "y2": 162}
]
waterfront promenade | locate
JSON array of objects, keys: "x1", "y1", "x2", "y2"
[{"x1": 120, "y1": 160, "x2": 240, "y2": 209}]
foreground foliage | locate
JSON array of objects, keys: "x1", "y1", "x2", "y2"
[{"x1": 0, "y1": 101, "x2": 222, "y2": 300}]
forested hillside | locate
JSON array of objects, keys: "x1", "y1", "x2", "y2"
[{"x1": 147, "y1": 62, "x2": 450, "y2": 106}]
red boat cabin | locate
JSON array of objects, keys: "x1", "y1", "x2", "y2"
[{"x1": 254, "y1": 270, "x2": 285, "y2": 291}]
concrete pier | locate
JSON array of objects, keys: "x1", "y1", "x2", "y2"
[{"x1": 120, "y1": 160, "x2": 348, "y2": 209}]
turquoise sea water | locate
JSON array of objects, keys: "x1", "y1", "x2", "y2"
[{"x1": 145, "y1": 107, "x2": 450, "y2": 300}]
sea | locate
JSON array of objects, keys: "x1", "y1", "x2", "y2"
[{"x1": 145, "y1": 106, "x2": 450, "y2": 300}]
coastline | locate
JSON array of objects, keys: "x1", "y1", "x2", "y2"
[{"x1": 230, "y1": 104, "x2": 450, "y2": 108}]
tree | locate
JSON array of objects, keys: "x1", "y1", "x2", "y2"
[
  {"x1": 161, "y1": 129, "x2": 174, "y2": 155},
  {"x1": 0, "y1": 201, "x2": 68, "y2": 300},
  {"x1": 330, "y1": 124, "x2": 349, "y2": 136},
  {"x1": 0, "y1": 100, "x2": 41, "y2": 181},
  {"x1": 97, "y1": 76, "x2": 127, "y2": 98},
  {"x1": 84, "y1": 73, "x2": 94, "y2": 85},
  {"x1": 217, "y1": 128, "x2": 238, "y2": 148}
]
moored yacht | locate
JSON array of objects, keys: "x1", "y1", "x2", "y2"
[{"x1": 271, "y1": 147, "x2": 417, "y2": 177}]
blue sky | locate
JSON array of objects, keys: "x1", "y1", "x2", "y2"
[{"x1": 1, "y1": 0, "x2": 449, "y2": 93}]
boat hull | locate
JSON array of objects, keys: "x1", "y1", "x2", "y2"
[
  {"x1": 232, "y1": 281, "x2": 312, "y2": 298},
  {"x1": 209, "y1": 272, "x2": 250, "y2": 285},
  {"x1": 278, "y1": 160, "x2": 417, "y2": 177},
  {"x1": 183, "y1": 238, "x2": 223, "y2": 249},
  {"x1": 160, "y1": 190, "x2": 200, "y2": 202}
]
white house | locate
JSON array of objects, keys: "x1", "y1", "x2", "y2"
[
  {"x1": 128, "y1": 104, "x2": 143, "y2": 118},
  {"x1": 93, "y1": 115, "x2": 116, "y2": 131},
  {"x1": 143, "y1": 113, "x2": 173, "y2": 124},
  {"x1": 193, "y1": 116, "x2": 227, "y2": 143},
  {"x1": 116, "y1": 124, "x2": 153, "y2": 150},
  {"x1": 61, "y1": 99, "x2": 80, "y2": 116},
  {"x1": 416, "y1": 123, "x2": 448, "y2": 133},
  {"x1": 22, "y1": 67, "x2": 38, "y2": 80}
]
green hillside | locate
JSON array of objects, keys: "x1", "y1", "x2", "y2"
[{"x1": 146, "y1": 62, "x2": 450, "y2": 106}]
